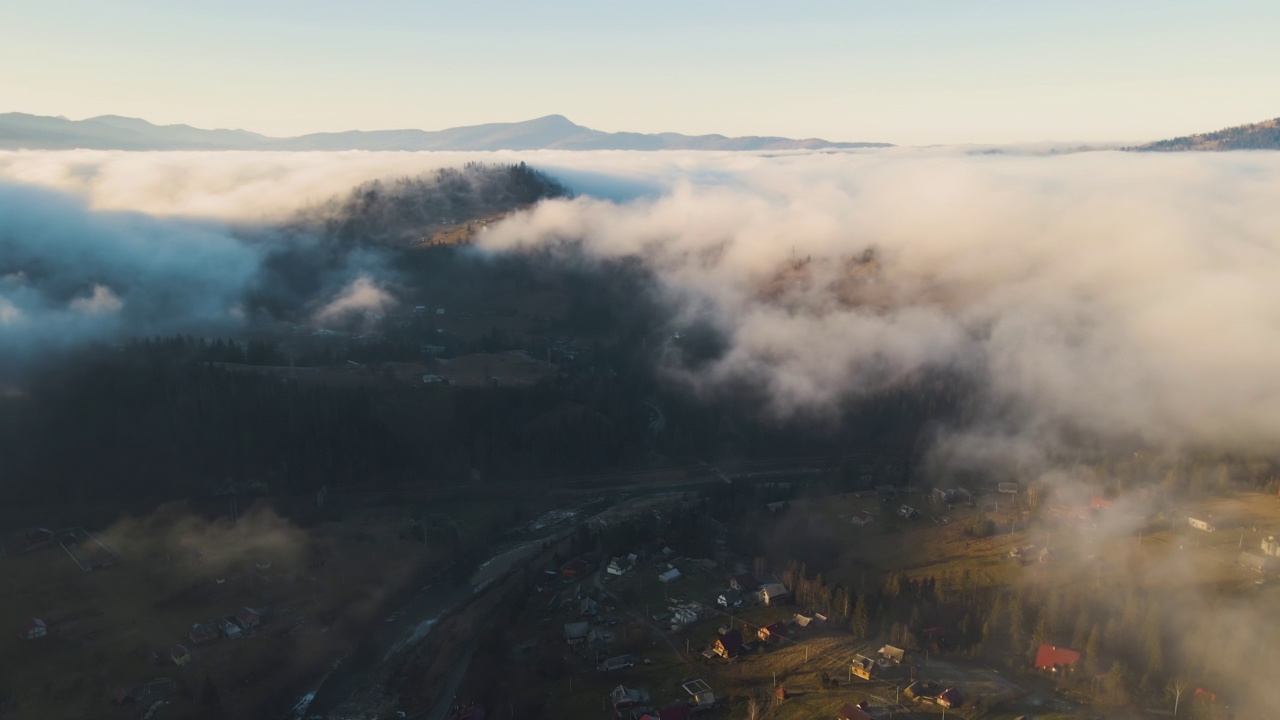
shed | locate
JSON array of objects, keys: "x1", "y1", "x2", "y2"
[
  {"x1": 18, "y1": 617, "x2": 47, "y2": 640},
  {"x1": 658, "y1": 568, "x2": 682, "y2": 584}
]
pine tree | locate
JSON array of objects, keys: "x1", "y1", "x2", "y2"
[
  {"x1": 1084, "y1": 625, "x2": 1102, "y2": 676},
  {"x1": 850, "y1": 596, "x2": 871, "y2": 639}
]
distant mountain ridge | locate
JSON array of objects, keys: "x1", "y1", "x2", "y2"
[
  {"x1": 0, "y1": 112, "x2": 891, "y2": 152},
  {"x1": 1133, "y1": 116, "x2": 1280, "y2": 151}
]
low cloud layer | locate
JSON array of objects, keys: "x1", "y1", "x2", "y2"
[
  {"x1": 4, "y1": 148, "x2": 1280, "y2": 465},
  {"x1": 0, "y1": 181, "x2": 261, "y2": 363},
  {"x1": 479, "y1": 151, "x2": 1280, "y2": 462}
]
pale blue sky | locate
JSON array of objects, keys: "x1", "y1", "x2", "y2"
[{"x1": 3, "y1": 0, "x2": 1278, "y2": 144}]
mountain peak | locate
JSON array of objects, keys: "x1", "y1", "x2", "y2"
[{"x1": 524, "y1": 114, "x2": 581, "y2": 129}]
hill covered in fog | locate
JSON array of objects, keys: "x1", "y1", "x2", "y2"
[{"x1": 0, "y1": 112, "x2": 892, "y2": 151}]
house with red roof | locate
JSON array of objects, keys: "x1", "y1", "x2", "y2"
[
  {"x1": 1034, "y1": 643, "x2": 1081, "y2": 672},
  {"x1": 836, "y1": 702, "x2": 874, "y2": 720}
]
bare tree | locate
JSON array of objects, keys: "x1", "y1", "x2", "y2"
[
  {"x1": 746, "y1": 697, "x2": 760, "y2": 720},
  {"x1": 1166, "y1": 677, "x2": 1188, "y2": 718}
]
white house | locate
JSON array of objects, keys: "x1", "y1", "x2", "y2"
[
  {"x1": 1262, "y1": 535, "x2": 1280, "y2": 557},
  {"x1": 758, "y1": 583, "x2": 788, "y2": 606},
  {"x1": 1188, "y1": 516, "x2": 1216, "y2": 533},
  {"x1": 607, "y1": 554, "x2": 637, "y2": 576}
]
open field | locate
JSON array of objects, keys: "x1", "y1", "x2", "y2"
[{"x1": 0, "y1": 504, "x2": 453, "y2": 720}]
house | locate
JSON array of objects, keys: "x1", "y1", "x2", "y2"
[
  {"x1": 598, "y1": 654, "x2": 635, "y2": 672},
  {"x1": 580, "y1": 596, "x2": 600, "y2": 617},
  {"x1": 905, "y1": 681, "x2": 943, "y2": 701},
  {"x1": 586, "y1": 627, "x2": 613, "y2": 648},
  {"x1": 564, "y1": 621, "x2": 589, "y2": 645},
  {"x1": 681, "y1": 679, "x2": 715, "y2": 709},
  {"x1": 236, "y1": 607, "x2": 261, "y2": 629},
  {"x1": 730, "y1": 573, "x2": 758, "y2": 591},
  {"x1": 1238, "y1": 552, "x2": 1272, "y2": 573},
  {"x1": 718, "y1": 589, "x2": 744, "y2": 608},
  {"x1": 937, "y1": 688, "x2": 962, "y2": 708},
  {"x1": 879, "y1": 644, "x2": 906, "y2": 663},
  {"x1": 1034, "y1": 643, "x2": 1081, "y2": 672},
  {"x1": 607, "y1": 554, "x2": 638, "y2": 576},
  {"x1": 218, "y1": 617, "x2": 242, "y2": 639},
  {"x1": 672, "y1": 606, "x2": 700, "y2": 625},
  {"x1": 759, "y1": 583, "x2": 788, "y2": 606},
  {"x1": 758, "y1": 621, "x2": 787, "y2": 642},
  {"x1": 609, "y1": 685, "x2": 649, "y2": 709},
  {"x1": 188, "y1": 623, "x2": 218, "y2": 645},
  {"x1": 933, "y1": 488, "x2": 957, "y2": 504},
  {"x1": 712, "y1": 629, "x2": 743, "y2": 658},
  {"x1": 1262, "y1": 536, "x2": 1280, "y2": 557},
  {"x1": 848, "y1": 511, "x2": 875, "y2": 526},
  {"x1": 836, "y1": 702, "x2": 875, "y2": 720},
  {"x1": 658, "y1": 568, "x2": 682, "y2": 584},
  {"x1": 170, "y1": 644, "x2": 192, "y2": 666},
  {"x1": 850, "y1": 655, "x2": 878, "y2": 680},
  {"x1": 1188, "y1": 515, "x2": 1216, "y2": 533},
  {"x1": 18, "y1": 617, "x2": 47, "y2": 640}
]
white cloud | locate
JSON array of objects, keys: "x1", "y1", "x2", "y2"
[
  {"x1": 69, "y1": 284, "x2": 124, "y2": 314},
  {"x1": 315, "y1": 275, "x2": 394, "y2": 324}
]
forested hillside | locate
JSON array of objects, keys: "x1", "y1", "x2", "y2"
[{"x1": 1134, "y1": 116, "x2": 1280, "y2": 151}]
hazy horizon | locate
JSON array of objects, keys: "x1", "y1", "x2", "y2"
[{"x1": 6, "y1": 0, "x2": 1280, "y2": 145}]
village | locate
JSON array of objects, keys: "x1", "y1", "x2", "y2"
[
  {"x1": 429, "y1": 476, "x2": 1280, "y2": 720},
  {"x1": 5, "y1": 464, "x2": 1280, "y2": 719}
]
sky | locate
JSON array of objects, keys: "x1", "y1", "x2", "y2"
[{"x1": 2, "y1": 0, "x2": 1279, "y2": 144}]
